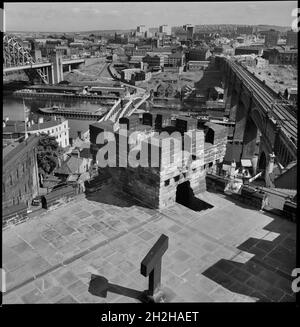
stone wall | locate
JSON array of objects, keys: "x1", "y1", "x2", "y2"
[
  {"x1": 206, "y1": 174, "x2": 296, "y2": 221},
  {"x1": 111, "y1": 166, "x2": 160, "y2": 208},
  {"x1": 2, "y1": 135, "x2": 40, "y2": 209},
  {"x1": 160, "y1": 128, "x2": 205, "y2": 207},
  {"x1": 206, "y1": 174, "x2": 263, "y2": 209},
  {"x1": 90, "y1": 115, "x2": 227, "y2": 210},
  {"x1": 204, "y1": 123, "x2": 228, "y2": 165}
]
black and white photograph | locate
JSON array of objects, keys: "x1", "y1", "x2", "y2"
[{"x1": 1, "y1": 1, "x2": 298, "y2": 310}]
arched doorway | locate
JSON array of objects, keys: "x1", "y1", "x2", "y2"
[
  {"x1": 242, "y1": 117, "x2": 258, "y2": 159},
  {"x1": 258, "y1": 152, "x2": 267, "y2": 171},
  {"x1": 41, "y1": 196, "x2": 47, "y2": 209},
  {"x1": 176, "y1": 181, "x2": 213, "y2": 212},
  {"x1": 176, "y1": 181, "x2": 192, "y2": 206},
  {"x1": 232, "y1": 100, "x2": 248, "y2": 144}
]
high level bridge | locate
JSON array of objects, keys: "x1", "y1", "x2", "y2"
[
  {"x1": 217, "y1": 55, "x2": 297, "y2": 171},
  {"x1": 3, "y1": 34, "x2": 85, "y2": 84}
]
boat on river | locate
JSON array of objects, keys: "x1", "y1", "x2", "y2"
[{"x1": 38, "y1": 106, "x2": 109, "y2": 120}]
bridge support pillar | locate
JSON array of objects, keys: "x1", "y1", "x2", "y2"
[
  {"x1": 50, "y1": 51, "x2": 64, "y2": 84},
  {"x1": 46, "y1": 65, "x2": 55, "y2": 84},
  {"x1": 224, "y1": 83, "x2": 233, "y2": 115},
  {"x1": 241, "y1": 116, "x2": 260, "y2": 168},
  {"x1": 251, "y1": 155, "x2": 258, "y2": 175}
]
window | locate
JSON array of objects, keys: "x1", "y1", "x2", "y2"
[
  {"x1": 164, "y1": 179, "x2": 170, "y2": 186},
  {"x1": 205, "y1": 128, "x2": 214, "y2": 144},
  {"x1": 10, "y1": 175, "x2": 13, "y2": 186},
  {"x1": 174, "y1": 175, "x2": 180, "y2": 182}
]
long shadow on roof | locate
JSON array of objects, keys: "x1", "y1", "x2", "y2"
[{"x1": 202, "y1": 213, "x2": 296, "y2": 302}]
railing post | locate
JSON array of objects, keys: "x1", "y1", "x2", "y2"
[
  {"x1": 88, "y1": 234, "x2": 169, "y2": 303},
  {"x1": 140, "y1": 234, "x2": 169, "y2": 298},
  {"x1": 148, "y1": 257, "x2": 162, "y2": 296}
]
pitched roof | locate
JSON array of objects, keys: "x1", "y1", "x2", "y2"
[
  {"x1": 3, "y1": 119, "x2": 65, "y2": 133},
  {"x1": 66, "y1": 156, "x2": 85, "y2": 174},
  {"x1": 27, "y1": 120, "x2": 63, "y2": 131},
  {"x1": 3, "y1": 135, "x2": 40, "y2": 168},
  {"x1": 169, "y1": 52, "x2": 184, "y2": 58},
  {"x1": 54, "y1": 163, "x2": 72, "y2": 175}
]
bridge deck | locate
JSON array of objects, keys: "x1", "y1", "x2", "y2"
[
  {"x1": 3, "y1": 59, "x2": 85, "y2": 72},
  {"x1": 229, "y1": 59, "x2": 297, "y2": 147}
]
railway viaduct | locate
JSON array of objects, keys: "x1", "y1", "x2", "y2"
[{"x1": 216, "y1": 56, "x2": 297, "y2": 173}]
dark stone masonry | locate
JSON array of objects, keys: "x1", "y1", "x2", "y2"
[{"x1": 90, "y1": 113, "x2": 227, "y2": 209}]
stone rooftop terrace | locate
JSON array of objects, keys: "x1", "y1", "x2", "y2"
[{"x1": 3, "y1": 185, "x2": 296, "y2": 303}]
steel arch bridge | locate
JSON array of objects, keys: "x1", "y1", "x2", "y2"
[{"x1": 3, "y1": 34, "x2": 49, "y2": 84}]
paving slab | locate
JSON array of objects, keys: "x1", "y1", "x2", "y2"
[{"x1": 2, "y1": 185, "x2": 296, "y2": 303}]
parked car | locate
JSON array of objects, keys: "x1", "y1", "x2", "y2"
[{"x1": 31, "y1": 196, "x2": 42, "y2": 206}]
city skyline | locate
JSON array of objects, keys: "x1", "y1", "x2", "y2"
[{"x1": 4, "y1": 1, "x2": 297, "y2": 32}]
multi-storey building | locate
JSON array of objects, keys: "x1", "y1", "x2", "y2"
[
  {"x1": 286, "y1": 30, "x2": 298, "y2": 48},
  {"x1": 263, "y1": 29, "x2": 280, "y2": 47},
  {"x1": 136, "y1": 25, "x2": 148, "y2": 38},
  {"x1": 236, "y1": 25, "x2": 254, "y2": 35},
  {"x1": 3, "y1": 117, "x2": 70, "y2": 148},
  {"x1": 186, "y1": 47, "x2": 211, "y2": 61},
  {"x1": 183, "y1": 24, "x2": 194, "y2": 40},
  {"x1": 263, "y1": 46, "x2": 298, "y2": 66},
  {"x1": 235, "y1": 46, "x2": 263, "y2": 56},
  {"x1": 3, "y1": 135, "x2": 40, "y2": 209},
  {"x1": 165, "y1": 52, "x2": 185, "y2": 67},
  {"x1": 142, "y1": 54, "x2": 165, "y2": 69},
  {"x1": 159, "y1": 25, "x2": 172, "y2": 36},
  {"x1": 120, "y1": 68, "x2": 151, "y2": 82}
]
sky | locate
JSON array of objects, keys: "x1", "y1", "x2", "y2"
[{"x1": 4, "y1": 2, "x2": 298, "y2": 32}]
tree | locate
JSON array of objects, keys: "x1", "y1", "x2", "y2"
[{"x1": 37, "y1": 134, "x2": 62, "y2": 177}]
